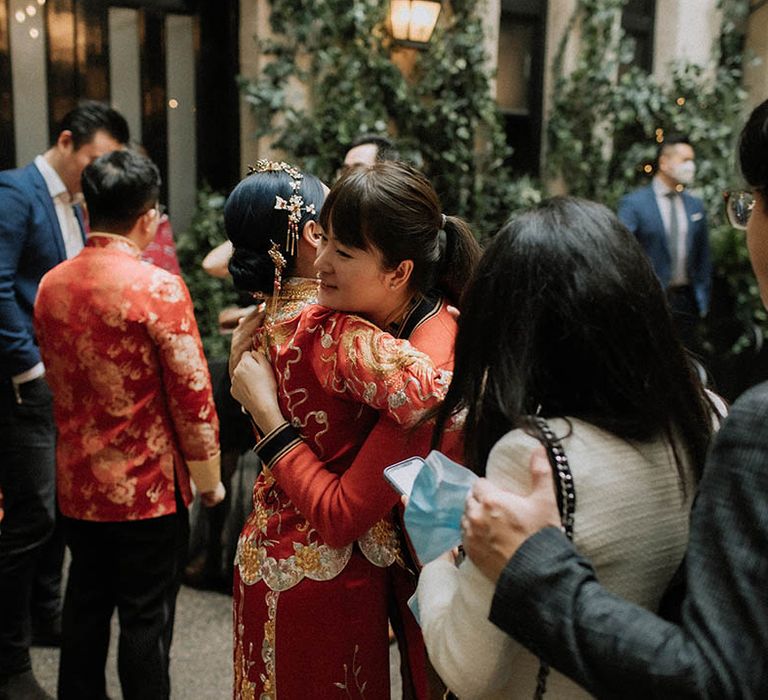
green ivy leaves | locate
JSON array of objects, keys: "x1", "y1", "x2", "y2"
[
  {"x1": 175, "y1": 189, "x2": 239, "y2": 359},
  {"x1": 548, "y1": 0, "x2": 757, "y2": 353},
  {"x1": 239, "y1": 0, "x2": 536, "y2": 239}
]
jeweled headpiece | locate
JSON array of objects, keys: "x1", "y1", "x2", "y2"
[{"x1": 247, "y1": 160, "x2": 317, "y2": 256}]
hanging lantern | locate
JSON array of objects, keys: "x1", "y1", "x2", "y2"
[{"x1": 390, "y1": 1, "x2": 441, "y2": 48}]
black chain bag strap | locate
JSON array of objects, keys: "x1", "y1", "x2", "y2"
[{"x1": 531, "y1": 416, "x2": 576, "y2": 700}]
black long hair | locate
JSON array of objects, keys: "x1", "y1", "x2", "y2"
[
  {"x1": 225, "y1": 169, "x2": 325, "y2": 294},
  {"x1": 319, "y1": 161, "x2": 481, "y2": 308},
  {"x1": 432, "y1": 197, "x2": 713, "y2": 483}
]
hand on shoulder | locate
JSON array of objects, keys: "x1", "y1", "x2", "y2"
[{"x1": 462, "y1": 448, "x2": 560, "y2": 583}]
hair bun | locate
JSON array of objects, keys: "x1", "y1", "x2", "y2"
[{"x1": 228, "y1": 246, "x2": 275, "y2": 294}]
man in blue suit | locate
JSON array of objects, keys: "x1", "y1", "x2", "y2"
[
  {"x1": 0, "y1": 102, "x2": 128, "y2": 700},
  {"x1": 618, "y1": 135, "x2": 711, "y2": 353}
]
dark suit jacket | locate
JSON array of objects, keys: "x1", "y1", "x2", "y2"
[
  {"x1": 0, "y1": 162, "x2": 84, "y2": 380},
  {"x1": 618, "y1": 184, "x2": 712, "y2": 315},
  {"x1": 488, "y1": 381, "x2": 768, "y2": 698}
]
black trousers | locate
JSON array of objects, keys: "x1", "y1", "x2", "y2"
[
  {"x1": 0, "y1": 377, "x2": 57, "y2": 676},
  {"x1": 667, "y1": 284, "x2": 704, "y2": 357},
  {"x1": 57, "y1": 506, "x2": 189, "y2": 700}
]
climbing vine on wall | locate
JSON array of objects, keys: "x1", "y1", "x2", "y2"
[
  {"x1": 176, "y1": 188, "x2": 239, "y2": 359},
  {"x1": 239, "y1": 0, "x2": 540, "y2": 239}
]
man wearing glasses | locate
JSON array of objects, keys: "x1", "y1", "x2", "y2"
[
  {"x1": 33, "y1": 150, "x2": 224, "y2": 700},
  {"x1": 618, "y1": 135, "x2": 711, "y2": 354}
]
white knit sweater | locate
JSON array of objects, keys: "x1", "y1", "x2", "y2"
[{"x1": 417, "y1": 418, "x2": 696, "y2": 699}]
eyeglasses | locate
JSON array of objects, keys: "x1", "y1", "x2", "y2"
[
  {"x1": 154, "y1": 203, "x2": 167, "y2": 219},
  {"x1": 723, "y1": 190, "x2": 755, "y2": 230}
]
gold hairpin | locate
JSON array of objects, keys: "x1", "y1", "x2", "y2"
[{"x1": 246, "y1": 160, "x2": 315, "y2": 255}]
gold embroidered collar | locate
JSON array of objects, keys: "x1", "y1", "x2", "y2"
[
  {"x1": 263, "y1": 277, "x2": 319, "y2": 325},
  {"x1": 87, "y1": 232, "x2": 142, "y2": 258},
  {"x1": 266, "y1": 276, "x2": 319, "y2": 303}
]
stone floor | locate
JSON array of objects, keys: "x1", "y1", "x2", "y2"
[
  {"x1": 31, "y1": 585, "x2": 232, "y2": 699},
  {"x1": 31, "y1": 584, "x2": 403, "y2": 699},
  {"x1": 31, "y1": 452, "x2": 403, "y2": 698}
]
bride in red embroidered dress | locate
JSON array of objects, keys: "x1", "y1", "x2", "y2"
[{"x1": 228, "y1": 161, "x2": 480, "y2": 699}]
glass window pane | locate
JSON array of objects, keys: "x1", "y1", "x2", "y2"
[
  {"x1": 165, "y1": 13, "x2": 196, "y2": 234},
  {"x1": 108, "y1": 8, "x2": 141, "y2": 141},
  {"x1": 10, "y1": 0, "x2": 48, "y2": 164}
]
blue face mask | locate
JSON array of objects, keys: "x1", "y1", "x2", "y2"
[{"x1": 403, "y1": 450, "x2": 478, "y2": 566}]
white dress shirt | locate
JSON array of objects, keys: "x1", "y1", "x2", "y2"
[
  {"x1": 652, "y1": 176, "x2": 689, "y2": 286},
  {"x1": 34, "y1": 154, "x2": 85, "y2": 260}
]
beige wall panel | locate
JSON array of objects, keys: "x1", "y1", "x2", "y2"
[
  {"x1": 653, "y1": 0, "x2": 719, "y2": 82},
  {"x1": 745, "y1": 3, "x2": 768, "y2": 109},
  {"x1": 541, "y1": 0, "x2": 579, "y2": 193},
  {"x1": 239, "y1": 0, "x2": 265, "y2": 170},
  {"x1": 108, "y1": 8, "x2": 141, "y2": 142},
  {"x1": 480, "y1": 0, "x2": 501, "y2": 99},
  {"x1": 10, "y1": 0, "x2": 48, "y2": 165}
]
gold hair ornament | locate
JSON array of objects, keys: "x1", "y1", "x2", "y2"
[
  {"x1": 254, "y1": 240, "x2": 288, "y2": 352},
  {"x1": 247, "y1": 160, "x2": 317, "y2": 255},
  {"x1": 267, "y1": 240, "x2": 287, "y2": 321}
]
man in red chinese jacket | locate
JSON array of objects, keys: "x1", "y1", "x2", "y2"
[{"x1": 34, "y1": 149, "x2": 224, "y2": 700}]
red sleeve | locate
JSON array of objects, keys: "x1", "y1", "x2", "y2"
[
  {"x1": 272, "y1": 416, "x2": 432, "y2": 547},
  {"x1": 311, "y1": 313, "x2": 451, "y2": 427},
  {"x1": 269, "y1": 305, "x2": 464, "y2": 548},
  {"x1": 144, "y1": 271, "x2": 220, "y2": 467}
]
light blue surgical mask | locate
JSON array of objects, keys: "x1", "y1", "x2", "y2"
[
  {"x1": 672, "y1": 160, "x2": 696, "y2": 186},
  {"x1": 403, "y1": 450, "x2": 478, "y2": 565}
]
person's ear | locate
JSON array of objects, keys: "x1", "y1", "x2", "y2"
[
  {"x1": 657, "y1": 150, "x2": 671, "y2": 173},
  {"x1": 386, "y1": 259, "x2": 414, "y2": 291},
  {"x1": 141, "y1": 207, "x2": 157, "y2": 233},
  {"x1": 56, "y1": 130, "x2": 75, "y2": 153},
  {"x1": 301, "y1": 220, "x2": 322, "y2": 250}
]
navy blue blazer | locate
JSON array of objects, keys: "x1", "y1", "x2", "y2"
[
  {"x1": 618, "y1": 184, "x2": 712, "y2": 315},
  {"x1": 0, "y1": 162, "x2": 85, "y2": 379}
]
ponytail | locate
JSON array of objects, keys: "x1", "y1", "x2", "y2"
[
  {"x1": 438, "y1": 215, "x2": 482, "y2": 309},
  {"x1": 323, "y1": 161, "x2": 482, "y2": 308}
]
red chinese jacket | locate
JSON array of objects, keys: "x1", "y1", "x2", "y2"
[{"x1": 34, "y1": 232, "x2": 220, "y2": 522}]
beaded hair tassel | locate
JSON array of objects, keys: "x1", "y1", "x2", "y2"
[
  {"x1": 266, "y1": 241, "x2": 287, "y2": 321},
  {"x1": 252, "y1": 240, "x2": 287, "y2": 352}
]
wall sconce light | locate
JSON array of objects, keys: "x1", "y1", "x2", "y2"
[{"x1": 390, "y1": 0, "x2": 441, "y2": 48}]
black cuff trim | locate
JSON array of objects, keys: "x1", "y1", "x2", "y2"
[{"x1": 254, "y1": 422, "x2": 302, "y2": 469}]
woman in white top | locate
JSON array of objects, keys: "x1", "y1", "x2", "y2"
[{"x1": 417, "y1": 197, "x2": 716, "y2": 699}]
